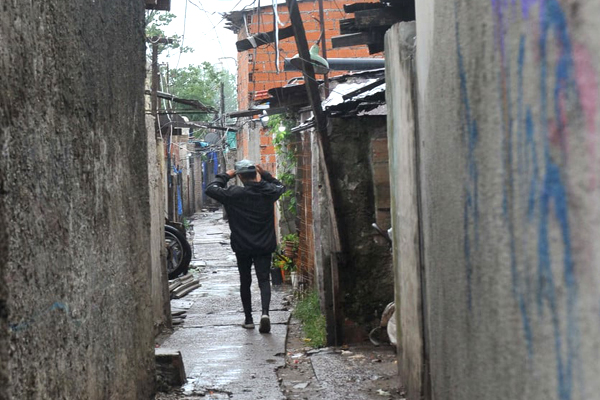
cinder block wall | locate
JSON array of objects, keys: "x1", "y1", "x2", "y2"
[
  {"x1": 0, "y1": 2, "x2": 154, "y2": 399},
  {"x1": 413, "y1": 1, "x2": 600, "y2": 399}
]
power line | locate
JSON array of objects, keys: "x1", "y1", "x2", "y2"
[
  {"x1": 176, "y1": 0, "x2": 189, "y2": 69},
  {"x1": 189, "y1": 0, "x2": 226, "y2": 57}
]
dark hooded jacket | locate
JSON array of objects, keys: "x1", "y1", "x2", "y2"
[{"x1": 205, "y1": 172, "x2": 285, "y2": 255}]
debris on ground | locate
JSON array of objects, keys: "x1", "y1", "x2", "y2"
[
  {"x1": 169, "y1": 273, "x2": 201, "y2": 299},
  {"x1": 277, "y1": 316, "x2": 405, "y2": 400}
]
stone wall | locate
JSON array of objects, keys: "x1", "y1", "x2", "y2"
[
  {"x1": 328, "y1": 117, "x2": 394, "y2": 335},
  {"x1": 392, "y1": 1, "x2": 600, "y2": 399},
  {"x1": 0, "y1": 1, "x2": 154, "y2": 399}
]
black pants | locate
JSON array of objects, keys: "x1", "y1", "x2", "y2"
[{"x1": 235, "y1": 253, "x2": 272, "y2": 320}]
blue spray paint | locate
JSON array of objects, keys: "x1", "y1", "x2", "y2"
[
  {"x1": 10, "y1": 302, "x2": 79, "y2": 332},
  {"x1": 486, "y1": 0, "x2": 580, "y2": 398},
  {"x1": 455, "y1": 11, "x2": 480, "y2": 310},
  {"x1": 537, "y1": 3, "x2": 578, "y2": 398}
]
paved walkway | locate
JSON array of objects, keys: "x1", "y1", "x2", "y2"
[{"x1": 159, "y1": 210, "x2": 291, "y2": 400}]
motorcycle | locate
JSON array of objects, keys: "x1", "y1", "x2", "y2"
[{"x1": 165, "y1": 221, "x2": 192, "y2": 280}]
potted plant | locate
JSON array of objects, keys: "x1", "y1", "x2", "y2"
[
  {"x1": 273, "y1": 251, "x2": 296, "y2": 285},
  {"x1": 281, "y1": 233, "x2": 299, "y2": 259}
]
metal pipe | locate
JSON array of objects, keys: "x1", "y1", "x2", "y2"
[{"x1": 284, "y1": 57, "x2": 384, "y2": 72}]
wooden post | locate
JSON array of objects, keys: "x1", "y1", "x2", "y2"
[
  {"x1": 286, "y1": 0, "x2": 344, "y2": 345},
  {"x1": 317, "y1": 0, "x2": 330, "y2": 97}
]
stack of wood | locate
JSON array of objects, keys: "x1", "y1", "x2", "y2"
[
  {"x1": 171, "y1": 309, "x2": 187, "y2": 326},
  {"x1": 331, "y1": 0, "x2": 415, "y2": 54},
  {"x1": 169, "y1": 273, "x2": 201, "y2": 299}
]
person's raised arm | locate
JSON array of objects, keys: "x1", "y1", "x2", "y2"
[{"x1": 205, "y1": 170, "x2": 236, "y2": 203}]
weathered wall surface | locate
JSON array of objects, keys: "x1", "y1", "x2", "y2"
[
  {"x1": 0, "y1": 2, "x2": 154, "y2": 399},
  {"x1": 147, "y1": 118, "x2": 170, "y2": 334},
  {"x1": 0, "y1": 183, "x2": 7, "y2": 400},
  {"x1": 413, "y1": 1, "x2": 600, "y2": 399},
  {"x1": 329, "y1": 117, "x2": 394, "y2": 333},
  {"x1": 385, "y1": 21, "x2": 423, "y2": 400}
]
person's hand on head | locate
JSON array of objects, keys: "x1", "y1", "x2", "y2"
[
  {"x1": 255, "y1": 164, "x2": 264, "y2": 176},
  {"x1": 226, "y1": 169, "x2": 236, "y2": 178},
  {"x1": 255, "y1": 167, "x2": 262, "y2": 182}
]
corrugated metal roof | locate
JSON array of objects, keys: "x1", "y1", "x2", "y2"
[{"x1": 322, "y1": 78, "x2": 382, "y2": 108}]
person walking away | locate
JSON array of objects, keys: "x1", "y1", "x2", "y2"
[{"x1": 205, "y1": 160, "x2": 285, "y2": 333}]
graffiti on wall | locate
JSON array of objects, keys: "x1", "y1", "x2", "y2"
[{"x1": 457, "y1": 1, "x2": 599, "y2": 399}]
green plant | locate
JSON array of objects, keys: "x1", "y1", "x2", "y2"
[
  {"x1": 273, "y1": 253, "x2": 295, "y2": 271},
  {"x1": 282, "y1": 233, "x2": 299, "y2": 252},
  {"x1": 294, "y1": 290, "x2": 327, "y2": 348},
  {"x1": 267, "y1": 114, "x2": 298, "y2": 217}
]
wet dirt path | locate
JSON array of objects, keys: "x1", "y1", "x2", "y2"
[{"x1": 157, "y1": 210, "x2": 291, "y2": 400}]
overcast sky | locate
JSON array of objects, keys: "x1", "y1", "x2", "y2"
[{"x1": 158, "y1": 0, "x2": 248, "y2": 73}]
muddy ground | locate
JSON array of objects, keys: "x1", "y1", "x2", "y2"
[{"x1": 277, "y1": 317, "x2": 404, "y2": 400}]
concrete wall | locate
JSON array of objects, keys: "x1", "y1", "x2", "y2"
[
  {"x1": 407, "y1": 1, "x2": 600, "y2": 399},
  {"x1": 385, "y1": 21, "x2": 423, "y2": 400},
  {"x1": 0, "y1": 2, "x2": 154, "y2": 399},
  {"x1": 148, "y1": 121, "x2": 170, "y2": 334},
  {"x1": 0, "y1": 182, "x2": 7, "y2": 400}
]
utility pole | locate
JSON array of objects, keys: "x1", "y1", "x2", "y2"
[
  {"x1": 150, "y1": 36, "x2": 174, "y2": 219},
  {"x1": 317, "y1": 0, "x2": 330, "y2": 97},
  {"x1": 286, "y1": 0, "x2": 344, "y2": 346},
  {"x1": 150, "y1": 36, "x2": 174, "y2": 121}
]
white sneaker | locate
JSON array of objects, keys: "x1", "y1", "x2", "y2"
[{"x1": 259, "y1": 315, "x2": 271, "y2": 333}]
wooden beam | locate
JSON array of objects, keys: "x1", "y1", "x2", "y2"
[
  {"x1": 368, "y1": 41, "x2": 385, "y2": 54},
  {"x1": 339, "y1": 18, "x2": 359, "y2": 35},
  {"x1": 227, "y1": 106, "x2": 288, "y2": 118},
  {"x1": 235, "y1": 25, "x2": 295, "y2": 52},
  {"x1": 331, "y1": 31, "x2": 382, "y2": 48},
  {"x1": 354, "y1": 8, "x2": 414, "y2": 28},
  {"x1": 146, "y1": 90, "x2": 215, "y2": 112},
  {"x1": 343, "y1": 2, "x2": 386, "y2": 13},
  {"x1": 145, "y1": 0, "x2": 170, "y2": 11},
  {"x1": 286, "y1": 0, "x2": 345, "y2": 346},
  {"x1": 227, "y1": 109, "x2": 263, "y2": 118}
]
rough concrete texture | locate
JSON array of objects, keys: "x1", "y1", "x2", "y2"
[
  {"x1": 149, "y1": 129, "x2": 170, "y2": 334},
  {"x1": 157, "y1": 211, "x2": 291, "y2": 399},
  {"x1": 412, "y1": 1, "x2": 600, "y2": 399},
  {"x1": 328, "y1": 118, "x2": 394, "y2": 332},
  {"x1": 0, "y1": 190, "x2": 7, "y2": 400},
  {"x1": 385, "y1": 21, "x2": 423, "y2": 400},
  {"x1": 0, "y1": 2, "x2": 154, "y2": 399}
]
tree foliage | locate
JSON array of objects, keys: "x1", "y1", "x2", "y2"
[
  {"x1": 145, "y1": 11, "x2": 192, "y2": 58},
  {"x1": 145, "y1": 11, "x2": 237, "y2": 135},
  {"x1": 167, "y1": 63, "x2": 237, "y2": 124}
]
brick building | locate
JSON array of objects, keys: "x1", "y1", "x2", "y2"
[{"x1": 225, "y1": 0, "x2": 382, "y2": 173}]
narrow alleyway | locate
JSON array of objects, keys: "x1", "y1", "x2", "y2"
[
  {"x1": 156, "y1": 210, "x2": 291, "y2": 399},
  {"x1": 155, "y1": 210, "x2": 402, "y2": 400}
]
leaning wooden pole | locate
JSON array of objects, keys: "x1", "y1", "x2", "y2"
[{"x1": 286, "y1": 0, "x2": 344, "y2": 346}]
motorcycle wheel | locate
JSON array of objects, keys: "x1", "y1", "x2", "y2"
[{"x1": 165, "y1": 225, "x2": 192, "y2": 280}]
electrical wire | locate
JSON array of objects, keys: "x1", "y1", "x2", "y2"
[
  {"x1": 188, "y1": 0, "x2": 227, "y2": 57},
  {"x1": 176, "y1": 0, "x2": 189, "y2": 69}
]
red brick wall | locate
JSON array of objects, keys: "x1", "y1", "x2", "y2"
[
  {"x1": 236, "y1": 0, "x2": 380, "y2": 111},
  {"x1": 297, "y1": 129, "x2": 315, "y2": 285},
  {"x1": 234, "y1": 0, "x2": 380, "y2": 215}
]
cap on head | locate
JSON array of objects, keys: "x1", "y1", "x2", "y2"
[{"x1": 234, "y1": 159, "x2": 256, "y2": 175}]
